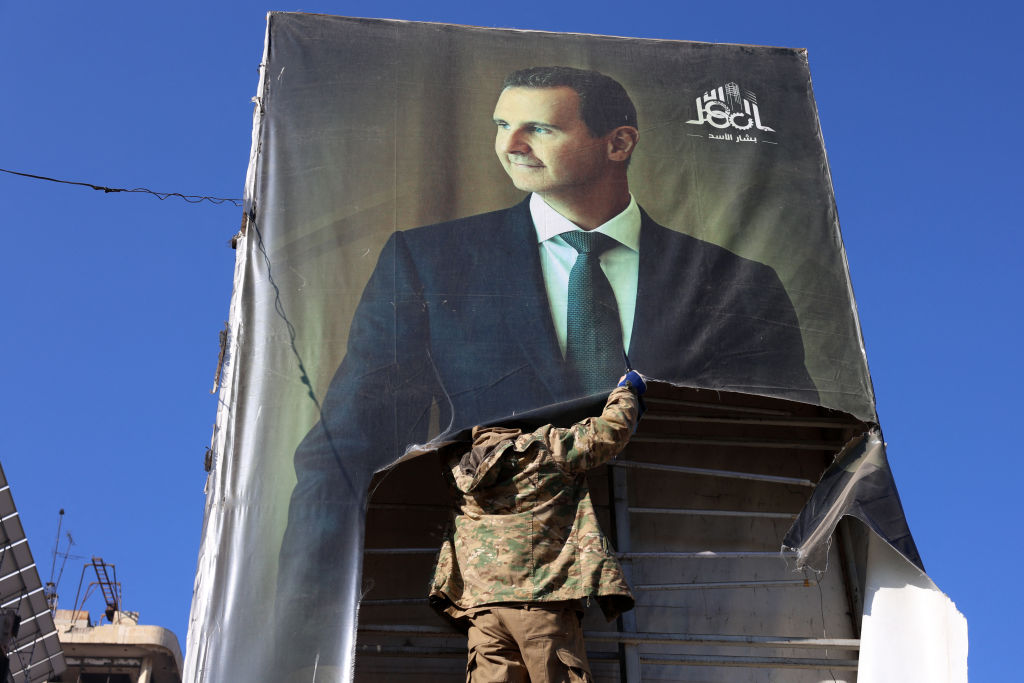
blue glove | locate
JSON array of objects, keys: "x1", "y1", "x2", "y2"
[{"x1": 618, "y1": 370, "x2": 646, "y2": 395}]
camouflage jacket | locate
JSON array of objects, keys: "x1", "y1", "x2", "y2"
[{"x1": 429, "y1": 386, "x2": 638, "y2": 623}]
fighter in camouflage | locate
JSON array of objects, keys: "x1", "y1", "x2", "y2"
[{"x1": 429, "y1": 373, "x2": 646, "y2": 682}]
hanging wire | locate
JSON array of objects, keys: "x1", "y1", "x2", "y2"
[{"x1": 0, "y1": 167, "x2": 242, "y2": 206}]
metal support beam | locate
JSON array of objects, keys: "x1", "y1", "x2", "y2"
[
  {"x1": 611, "y1": 459, "x2": 815, "y2": 487},
  {"x1": 641, "y1": 413, "x2": 859, "y2": 429},
  {"x1": 617, "y1": 551, "x2": 797, "y2": 560},
  {"x1": 837, "y1": 520, "x2": 864, "y2": 637},
  {"x1": 628, "y1": 507, "x2": 796, "y2": 520},
  {"x1": 611, "y1": 465, "x2": 641, "y2": 683},
  {"x1": 363, "y1": 548, "x2": 437, "y2": 555},
  {"x1": 360, "y1": 598, "x2": 425, "y2": 606},
  {"x1": 360, "y1": 625, "x2": 459, "y2": 635},
  {"x1": 636, "y1": 578, "x2": 816, "y2": 591},
  {"x1": 365, "y1": 546, "x2": 804, "y2": 558},
  {"x1": 584, "y1": 631, "x2": 859, "y2": 650},
  {"x1": 353, "y1": 645, "x2": 859, "y2": 670},
  {"x1": 639, "y1": 653, "x2": 859, "y2": 670},
  {"x1": 630, "y1": 435, "x2": 842, "y2": 451},
  {"x1": 20, "y1": 650, "x2": 64, "y2": 674},
  {"x1": 643, "y1": 397, "x2": 794, "y2": 416},
  {"x1": 8, "y1": 632, "x2": 54, "y2": 656},
  {"x1": 358, "y1": 624, "x2": 860, "y2": 651},
  {"x1": 368, "y1": 503, "x2": 450, "y2": 512},
  {"x1": 355, "y1": 645, "x2": 623, "y2": 663}
]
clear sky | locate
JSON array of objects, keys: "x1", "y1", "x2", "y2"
[{"x1": 1, "y1": 1, "x2": 1019, "y2": 679}]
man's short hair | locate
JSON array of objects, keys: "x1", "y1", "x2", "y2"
[{"x1": 502, "y1": 66, "x2": 637, "y2": 137}]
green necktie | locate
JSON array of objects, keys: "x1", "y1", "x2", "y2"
[{"x1": 560, "y1": 231, "x2": 623, "y2": 395}]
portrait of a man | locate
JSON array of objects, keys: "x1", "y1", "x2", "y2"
[
  {"x1": 287, "y1": 64, "x2": 815, "y2": 481},
  {"x1": 276, "y1": 64, "x2": 817, "y2": 671}
]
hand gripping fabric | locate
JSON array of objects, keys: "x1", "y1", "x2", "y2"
[
  {"x1": 561, "y1": 230, "x2": 623, "y2": 395},
  {"x1": 618, "y1": 370, "x2": 647, "y2": 395}
]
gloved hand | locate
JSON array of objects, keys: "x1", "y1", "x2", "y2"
[{"x1": 618, "y1": 370, "x2": 646, "y2": 395}]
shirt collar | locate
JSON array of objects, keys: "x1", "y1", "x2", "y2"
[{"x1": 530, "y1": 193, "x2": 641, "y2": 251}]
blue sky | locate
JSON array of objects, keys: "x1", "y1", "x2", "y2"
[{"x1": 2, "y1": 1, "x2": 1020, "y2": 679}]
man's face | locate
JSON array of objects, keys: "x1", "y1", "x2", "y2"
[{"x1": 493, "y1": 86, "x2": 611, "y2": 197}]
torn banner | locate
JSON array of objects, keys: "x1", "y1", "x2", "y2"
[
  {"x1": 185, "y1": 13, "x2": 962, "y2": 682},
  {"x1": 784, "y1": 429, "x2": 922, "y2": 573}
]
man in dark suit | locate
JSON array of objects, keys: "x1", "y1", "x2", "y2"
[{"x1": 276, "y1": 66, "x2": 816, "y2": 675}]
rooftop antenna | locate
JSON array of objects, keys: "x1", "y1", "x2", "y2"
[{"x1": 44, "y1": 509, "x2": 76, "y2": 614}]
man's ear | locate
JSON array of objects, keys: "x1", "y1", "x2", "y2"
[{"x1": 607, "y1": 126, "x2": 639, "y2": 162}]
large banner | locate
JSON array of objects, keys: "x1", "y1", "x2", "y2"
[{"x1": 187, "y1": 13, "x2": 882, "y2": 681}]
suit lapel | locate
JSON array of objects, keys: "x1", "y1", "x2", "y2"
[
  {"x1": 495, "y1": 199, "x2": 568, "y2": 401},
  {"x1": 629, "y1": 211, "x2": 660, "y2": 366},
  {"x1": 630, "y1": 210, "x2": 696, "y2": 373}
]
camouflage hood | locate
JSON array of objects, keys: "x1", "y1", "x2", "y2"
[{"x1": 452, "y1": 426, "x2": 522, "y2": 493}]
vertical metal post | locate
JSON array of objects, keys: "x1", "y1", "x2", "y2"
[
  {"x1": 611, "y1": 465, "x2": 641, "y2": 682},
  {"x1": 836, "y1": 520, "x2": 864, "y2": 637}
]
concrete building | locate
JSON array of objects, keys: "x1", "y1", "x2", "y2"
[{"x1": 46, "y1": 610, "x2": 181, "y2": 683}]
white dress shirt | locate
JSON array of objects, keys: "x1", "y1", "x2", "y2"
[{"x1": 530, "y1": 193, "x2": 641, "y2": 357}]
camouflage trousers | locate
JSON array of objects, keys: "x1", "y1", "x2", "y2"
[{"x1": 465, "y1": 602, "x2": 592, "y2": 682}]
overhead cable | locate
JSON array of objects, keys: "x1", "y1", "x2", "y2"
[{"x1": 0, "y1": 167, "x2": 242, "y2": 206}]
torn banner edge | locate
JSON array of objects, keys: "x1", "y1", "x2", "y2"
[
  {"x1": 392, "y1": 380, "x2": 925, "y2": 579},
  {"x1": 782, "y1": 427, "x2": 923, "y2": 572}
]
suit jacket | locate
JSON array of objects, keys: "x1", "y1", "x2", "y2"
[
  {"x1": 296, "y1": 197, "x2": 814, "y2": 471},
  {"x1": 275, "y1": 197, "x2": 816, "y2": 669}
]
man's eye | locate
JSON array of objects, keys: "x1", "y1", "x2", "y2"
[
  {"x1": 531, "y1": 126, "x2": 550, "y2": 134},
  {"x1": 495, "y1": 122, "x2": 509, "y2": 130}
]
